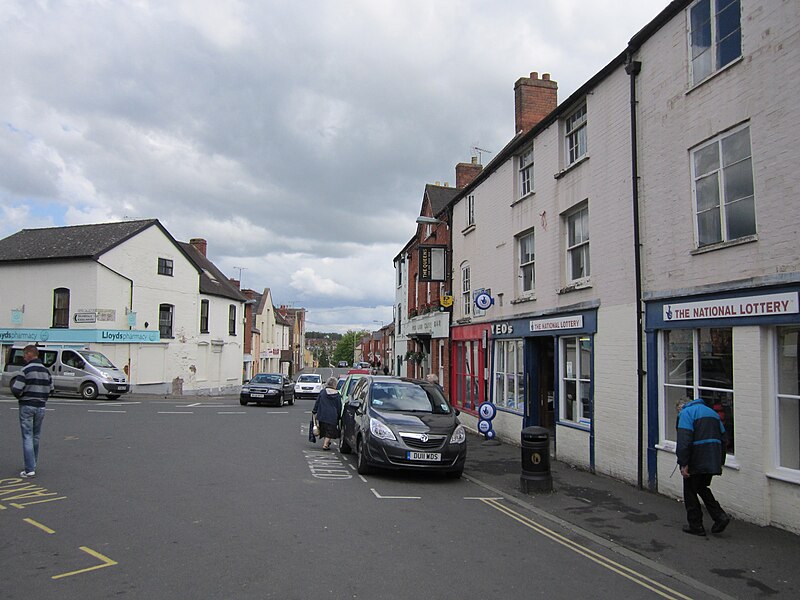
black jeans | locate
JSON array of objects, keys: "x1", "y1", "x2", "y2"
[{"x1": 683, "y1": 473, "x2": 725, "y2": 528}]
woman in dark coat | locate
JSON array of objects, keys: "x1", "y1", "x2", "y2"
[{"x1": 312, "y1": 377, "x2": 343, "y2": 450}]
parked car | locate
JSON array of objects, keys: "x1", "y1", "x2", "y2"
[
  {"x1": 340, "y1": 376, "x2": 467, "y2": 478},
  {"x1": 240, "y1": 373, "x2": 294, "y2": 406},
  {"x1": 294, "y1": 373, "x2": 323, "y2": 400},
  {"x1": 2, "y1": 345, "x2": 129, "y2": 400},
  {"x1": 337, "y1": 361, "x2": 349, "y2": 368}
]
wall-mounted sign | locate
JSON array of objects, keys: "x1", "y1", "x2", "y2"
[
  {"x1": 11, "y1": 310, "x2": 23, "y2": 325},
  {"x1": 475, "y1": 291, "x2": 494, "y2": 311},
  {"x1": 74, "y1": 312, "x2": 97, "y2": 323},
  {"x1": 440, "y1": 295, "x2": 453, "y2": 308},
  {"x1": 663, "y1": 292, "x2": 798, "y2": 322},
  {"x1": 419, "y1": 245, "x2": 446, "y2": 281},
  {"x1": 529, "y1": 315, "x2": 583, "y2": 332}
]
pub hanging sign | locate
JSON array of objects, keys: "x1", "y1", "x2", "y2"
[{"x1": 419, "y1": 245, "x2": 446, "y2": 281}]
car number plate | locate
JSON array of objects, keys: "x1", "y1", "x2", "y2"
[
  {"x1": 251, "y1": 393, "x2": 265, "y2": 398},
  {"x1": 407, "y1": 452, "x2": 442, "y2": 461}
]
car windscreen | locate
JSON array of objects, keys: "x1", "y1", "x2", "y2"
[
  {"x1": 81, "y1": 352, "x2": 116, "y2": 368},
  {"x1": 252, "y1": 374, "x2": 281, "y2": 385},
  {"x1": 370, "y1": 382, "x2": 451, "y2": 414},
  {"x1": 297, "y1": 375, "x2": 320, "y2": 383}
]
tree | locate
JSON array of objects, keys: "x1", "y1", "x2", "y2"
[
  {"x1": 318, "y1": 348, "x2": 330, "y2": 368},
  {"x1": 332, "y1": 330, "x2": 368, "y2": 365}
]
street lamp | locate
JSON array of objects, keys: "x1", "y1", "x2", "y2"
[{"x1": 416, "y1": 216, "x2": 444, "y2": 225}]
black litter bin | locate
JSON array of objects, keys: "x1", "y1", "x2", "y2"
[{"x1": 520, "y1": 426, "x2": 552, "y2": 493}]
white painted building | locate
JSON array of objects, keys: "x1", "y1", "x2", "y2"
[
  {"x1": 253, "y1": 288, "x2": 288, "y2": 375},
  {"x1": 632, "y1": 0, "x2": 800, "y2": 532},
  {"x1": 448, "y1": 64, "x2": 642, "y2": 483},
  {"x1": 0, "y1": 220, "x2": 246, "y2": 395},
  {"x1": 393, "y1": 239, "x2": 411, "y2": 376}
]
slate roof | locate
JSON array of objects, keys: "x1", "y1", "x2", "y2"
[
  {"x1": 424, "y1": 184, "x2": 460, "y2": 218},
  {"x1": 179, "y1": 242, "x2": 246, "y2": 302},
  {"x1": 0, "y1": 219, "x2": 161, "y2": 262}
]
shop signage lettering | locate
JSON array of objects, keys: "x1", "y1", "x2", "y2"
[
  {"x1": 491, "y1": 323, "x2": 514, "y2": 335},
  {"x1": 529, "y1": 316, "x2": 583, "y2": 332},
  {"x1": 664, "y1": 292, "x2": 798, "y2": 322}
]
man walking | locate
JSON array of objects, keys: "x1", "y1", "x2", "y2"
[
  {"x1": 676, "y1": 396, "x2": 731, "y2": 536},
  {"x1": 11, "y1": 345, "x2": 54, "y2": 478}
]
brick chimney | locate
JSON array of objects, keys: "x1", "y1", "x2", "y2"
[
  {"x1": 190, "y1": 238, "x2": 207, "y2": 257},
  {"x1": 514, "y1": 71, "x2": 557, "y2": 135},
  {"x1": 455, "y1": 156, "x2": 483, "y2": 189}
]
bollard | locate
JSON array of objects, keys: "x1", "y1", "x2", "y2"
[{"x1": 520, "y1": 426, "x2": 552, "y2": 493}]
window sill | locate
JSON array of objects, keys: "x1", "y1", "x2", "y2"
[
  {"x1": 554, "y1": 155, "x2": 589, "y2": 180},
  {"x1": 767, "y1": 469, "x2": 800, "y2": 486},
  {"x1": 511, "y1": 192, "x2": 534, "y2": 207},
  {"x1": 557, "y1": 278, "x2": 592, "y2": 295},
  {"x1": 686, "y1": 56, "x2": 743, "y2": 95},
  {"x1": 510, "y1": 294, "x2": 536, "y2": 305},
  {"x1": 557, "y1": 420, "x2": 591, "y2": 432},
  {"x1": 691, "y1": 234, "x2": 757, "y2": 255},
  {"x1": 461, "y1": 224, "x2": 476, "y2": 236}
]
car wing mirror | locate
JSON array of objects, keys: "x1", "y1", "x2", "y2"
[{"x1": 455, "y1": 408, "x2": 461, "y2": 416}]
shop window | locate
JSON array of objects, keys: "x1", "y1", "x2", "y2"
[
  {"x1": 662, "y1": 327, "x2": 734, "y2": 452},
  {"x1": 776, "y1": 326, "x2": 800, "y2": 472},
  {"x1": 453, "y1": 340, "x2": 479, "y2": 411},
  {"x1": 560, "y1": 336, "x2": 592, "y2": 426},
  {"x1": 494, "y1": 339, "x2": 524, "y2": 413}
]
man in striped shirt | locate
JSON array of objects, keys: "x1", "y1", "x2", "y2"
[{"x1": 11, "y1": 345, "x2": 54, "y2": 478}]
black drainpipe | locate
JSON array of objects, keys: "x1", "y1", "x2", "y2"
[{"x1": 625, "y1": 53, "x2": 644, "y2": 490}]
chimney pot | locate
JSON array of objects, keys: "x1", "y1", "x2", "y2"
[
  {"x1": 542, "y1": 73, "x2": 550, "y2": 80},
  {"x1": 189, "y1": 238, "x2": 208, "y2": 257},
  {"x1": 530, "y1": 71, "x2": 538, "y2": 79}
]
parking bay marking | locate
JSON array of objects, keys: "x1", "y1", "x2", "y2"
[
  {"x1": 304, "y1": 450, "x2": 352, "y2": 479},
  {"x1": 51, "y1": 546, "x2": 118, "y2": 580},
  {"x1": 477, "y1": 498, "x2": 692, "y2": 600},
  {"x1": 24, "y1": 518, "x2": 55, "y2": 534},
  {"x1": 370, "y1": 488, "x2": 420, "y2": 500},
  {"x1": 0, "y1": 478, "x2": 68, "y2": 509}
]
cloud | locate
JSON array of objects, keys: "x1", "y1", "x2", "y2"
[{"x1": 0, "y1": 0, "x2": 669, "y2": 331}]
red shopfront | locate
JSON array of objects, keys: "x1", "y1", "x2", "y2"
[{"x1": 450, "y1": 323, "x2": 490, "y2": 415}]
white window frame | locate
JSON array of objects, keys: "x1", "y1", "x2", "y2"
[
  {"x1": 774, "y1": 325, "x2": 800, "y2": 480},
  {"x1": 566, "y1": 206, "x2": 590, "y2": 282},
  {"x1": 518, "y1": 145, "x2": 534, "y2": 198},
  {"x1": 689, "y1": 0, "x2": 742, "y2": 86},
  {"x1": 658, "y1": 327, "x2": 734, "y2": 455},
  {"x1": 517, "y1": 230, "x2": 535, "y2": 295},
  {"x1": 559, "y1": 335, "x2": 592, "y2": 427},
  {"x1": 691, "y1": 124, "x2": 755, "y2": 248},
  {"x1": 159, "y1": 303, "x2": 174, "y2": 338},
  {"x1": 461, "y1": 264, "x2": 471, "y2": 316},
  {"x1": 565, "y1": 103, "x2": 587, "y2": 166},
  {"x1": 494, "y1": 339, "x2": 524, "y2": 413},
  {"x1": 466, "y1": 195, "x2": 475, "y2": 228}
]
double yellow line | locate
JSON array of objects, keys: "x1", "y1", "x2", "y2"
[{"x1": 481, "y1": 498, "x2": 693, "y2": 600}]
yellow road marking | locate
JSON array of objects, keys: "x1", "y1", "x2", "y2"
[
  {"x1": 23, "y1": 518, "x2": 55, "y2": 534},
  {"x1": 51, "y1": 546, "x2": 118, "y2": 580},
  {"x1": 481, "y1": 499, "x2": 693, "y2": 600}
]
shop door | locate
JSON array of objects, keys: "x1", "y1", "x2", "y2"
[{"x1": 525, "y1": 337, "x2": 555, "y2": 429}]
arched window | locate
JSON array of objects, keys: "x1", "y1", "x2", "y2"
[{"x1": 53, "y1": 288, "x2": 70, "y2": 328}]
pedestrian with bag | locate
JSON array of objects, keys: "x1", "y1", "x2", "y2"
[
  {"x1": 676, "y1": 396, "x2": 731, "y2": 536},
  {"x1": 312, "y1": 376, "x2": 343, "y2": 451},
  {"x1": 11, "y1": 345, "x2": 54, "y2": 478}
]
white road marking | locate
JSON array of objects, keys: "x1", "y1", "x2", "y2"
[
  {"x1": 88, "y1": 410, "x2": 126, "y2": 413},
  {"x1": 370, "y1": 488, "x2": 420, "y2": 500},
  {"x1": 217, "y1": 411, "x2": 247, "y2": 414},
  {"x1": 158, "y1": 411, "x2": 194, "y2": 414}
]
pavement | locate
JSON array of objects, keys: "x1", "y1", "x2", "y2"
[{"x1": 461, "y1": 431, "x2": 799, "y2": 599}]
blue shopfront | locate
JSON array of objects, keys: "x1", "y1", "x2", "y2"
[{"x1": 489, "y1": 308, "x2": 598, "y2": 459}]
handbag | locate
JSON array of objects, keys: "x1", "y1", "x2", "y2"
[
  {"x1": 308, "y1": 416, "x2": 319, "y2": 443},
  {"x1": 312, "y1": 416, "x2": 320, "y2": 437}
]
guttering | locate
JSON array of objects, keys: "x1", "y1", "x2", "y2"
[{"x1": 624, "y1": 53, "x2": 645, "y2": 490}]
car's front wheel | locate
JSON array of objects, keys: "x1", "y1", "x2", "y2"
[
  {"x1": 277, "y1": 395, "x2": 284, "y2": 407},
  {"x1": 80, "y1": 382, "x2": 99, "y2": 400},
  {"x1": 288, "y1": 393, "x2": 295, "y2": 406},
  {"x1": 356, "y1": 438, "x2": 372, "y2": 475}
]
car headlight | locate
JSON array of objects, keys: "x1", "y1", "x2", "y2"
[
  {"x1": 450, "y1": 425, "x2": 466, "y2": 444},
  {"x1": 369, "y1": 417, "x2": 396, "y2": 441},
  {"x1": 267, "y1": 389, "x2": 278, "y2": 394},
  {"x1": 241, "y1": 387, "x2": 250, "y2": 393}
]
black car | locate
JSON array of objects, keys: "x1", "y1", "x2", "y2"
[
  {"x1": 340, "y1": 376, "x2": 466, "y2": 478},
  {"x1": 337, "y1": 361, "x2": 349, "y2": 368},
  {"x1": 240, "y1": 373, "x2": 295, "y2": 407}
]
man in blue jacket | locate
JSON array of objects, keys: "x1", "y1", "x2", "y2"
[
  {"x1": 676, "y1": 397, "x2": 731, "y2": 536},
  {"x1": 11, "y1": 345, "x2": 54, "y2": 478}
]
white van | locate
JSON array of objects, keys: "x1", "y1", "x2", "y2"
[{"x1": 2, "y1": 346, "x2": 129, "y2": 400}]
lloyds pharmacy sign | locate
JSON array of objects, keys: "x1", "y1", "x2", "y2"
[
  {"x1": 663, "y1": 292, "x2": 798, "y2": 322},
  {"x1": 0, "y1": 328, "x2": 161, "y2": 344}
]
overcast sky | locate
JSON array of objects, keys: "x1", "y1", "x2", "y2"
[{"x1": 1, "y1": 0, "x2": 669, "y2": 333}]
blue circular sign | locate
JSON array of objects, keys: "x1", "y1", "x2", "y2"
[
  {"x1": 475, "y1": 292, "x2": 493, "y2": 311},
  {"x1": 478, "y1": 401, "x2": 497, "y2": 421},
  {"x1": 485, "y1": 429, "x2": 496, "y2": 440},
  {"x1": 478, "y1": 419, "x2": 492, "y2": 434}
]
